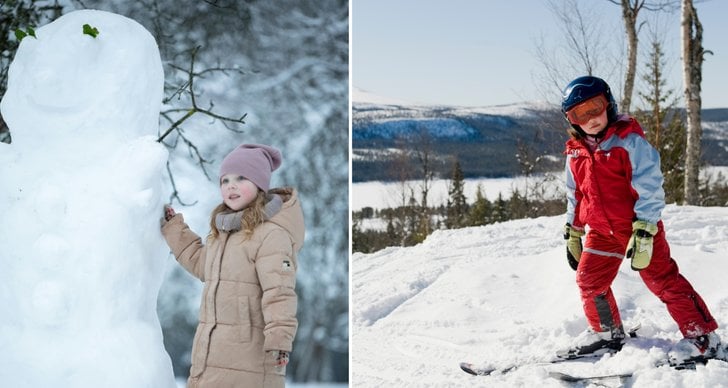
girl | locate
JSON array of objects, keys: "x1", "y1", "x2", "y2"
[
  {"x1": 558, "y1": 76, "x2": 722, "y2": 365},
  {"x1": 161, "y1": 143, "x2": 304, "y2": 388}
]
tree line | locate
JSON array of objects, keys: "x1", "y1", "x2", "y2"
[
  {"x1": 352, "y1": 153, "x2": 728, "y2": 254},
  {"x1": 352, "y1": 168, "x2": 565, "y2": 254}
]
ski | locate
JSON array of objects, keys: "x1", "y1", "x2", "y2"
[
  {"x1": 548, "y1": 370, "x2": 632, "y2": 382},
  {"x1": 460, "y1": 325, "x2": 641, "y2": 377},
  {"x1": 548, "y1": 357, "x2": 726, "y2": 383},
  {"x1": 460, "y1": 356, "x2": 721, "y2": 378},
  {"x1": 459, "y1": 353, "x2": 611, "y2": 376}
]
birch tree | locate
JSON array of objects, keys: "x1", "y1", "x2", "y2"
[
  {"x1": 607, "y1": 0, "x2": 678, "y2": 114},
  {"x1": 681, "y1": 0, "x2": 709, "y2": 204},
  {"x1": 612, "y1": 0, "x2": 643, "y2": 114}
]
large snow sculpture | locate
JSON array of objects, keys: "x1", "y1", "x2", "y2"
[{"x1": 0, "y1": 10, "x2": 175, "y2": 387}]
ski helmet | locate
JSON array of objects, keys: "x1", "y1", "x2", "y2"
[{"x1": 561, "y1": 76, "x2": 618, "y2": 129}]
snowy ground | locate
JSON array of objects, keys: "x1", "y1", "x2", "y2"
[{"x1": 351, "y1": 205, "x2": 728, "y2": 387}]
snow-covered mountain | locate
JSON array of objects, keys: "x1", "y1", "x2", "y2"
[
  {"x1": 352, "y1": 87, "x2": 728, "y2": 183},
  {"x1": 352, "y1": 88, "x2": 578, "y2": 181},
  {"x1": 351, "y1": 205, "x2": 728, "y2": 387}
]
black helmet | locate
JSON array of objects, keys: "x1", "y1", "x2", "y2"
[{"x1": 561, "y1": 76, "x2": 618, "y2": 126}]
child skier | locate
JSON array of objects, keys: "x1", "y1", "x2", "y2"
[
  {"x1": 161, "y1": 143, "x2": 304, "y2": 388},
  {"x1": 559, "y1": 75, "x2": 721, "y2": 365}
]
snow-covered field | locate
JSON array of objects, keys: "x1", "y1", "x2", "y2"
[{"x1": 351, "y1": 205, "x2": 728, "y2": 387}]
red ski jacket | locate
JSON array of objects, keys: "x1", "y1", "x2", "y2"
[{"x1": 564, "y1": 115, "x2": 665, "y2": 237}]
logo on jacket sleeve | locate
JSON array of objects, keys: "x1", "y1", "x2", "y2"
[{"x1": 282, "y1": 260, "x2": 292, "y2": 271}]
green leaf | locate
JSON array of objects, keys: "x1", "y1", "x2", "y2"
[
  {"x1": 14, "y1": 29, "x2": 27, "y2": 41},
  {"x1": 82, "y1": 24, "x2": 99, "y2": 38},
  {"x1": 14, "y1": 27, "x2": 37, "y2": 41}
]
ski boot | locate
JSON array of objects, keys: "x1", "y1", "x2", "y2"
[{"x1": 557, "y1": 326, "x2": 626, "y2": 360}]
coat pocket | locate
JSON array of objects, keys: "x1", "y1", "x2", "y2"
[{"x1": 238, "y1": 296, "x2": 252, "y2": 342}]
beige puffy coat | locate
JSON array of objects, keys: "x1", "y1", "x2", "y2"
[{"x1": 162, "y1": 188, "x2": 304, "y2": 388}]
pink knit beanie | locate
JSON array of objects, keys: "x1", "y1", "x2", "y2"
[{"x1": 219, "y1": 143, "x2": 282, "y2": 192}]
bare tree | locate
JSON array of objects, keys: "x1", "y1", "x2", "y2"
[
  {"x1": 411, "y1": 127, "x2": 437, "y2": 242},
  {"x1": 387, "y1": 146, "x2": 415, "y2": 247},
  {"x1": 534, "y1": 0, "x2": 619, "y2": 104},
  {"x1": 612, "y1": 0, "x2": 644, "y2": 114},
  {"x1": 606, "y1": 0, "x2": 677, "y2": 114},
  {"x1": 681, "y1": 0, "x2": 710, "y2": 204}
]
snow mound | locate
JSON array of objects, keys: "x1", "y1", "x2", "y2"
[{"x1": 352, "y1": 205, "x2": 728, "y2": 387}]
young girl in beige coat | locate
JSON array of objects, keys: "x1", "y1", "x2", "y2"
[{"x1": 161, "y1": 143, "x2": 304, "y2": 388}]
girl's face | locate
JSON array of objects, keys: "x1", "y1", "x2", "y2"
[
  {"x1": 579, "y1": 109, "x2": 609, "y2": 136},
  {"x1": 220, "y1": 174, "x2": 258, "y2": 211}
]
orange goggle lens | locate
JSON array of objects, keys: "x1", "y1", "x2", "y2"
[{"x1": 565, "y1": 94, "x2": 608, "y2": 125}]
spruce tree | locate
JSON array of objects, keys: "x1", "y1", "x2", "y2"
[
  {"x1": 492, "y1": 193, "x2": 509, "y2": 223},
  {"x1": 468, "y1": 184, "x2": 492, "y2": 226},
  {"x1": 635, "y1": 40, "x2": 686, "y2": 204},
  {"x1": 446, "y1": 158, "x2": 468, "y2": 229}
]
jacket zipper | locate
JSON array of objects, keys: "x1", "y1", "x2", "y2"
[{"x1": 588, "y1": 145, "x2": 616, "y2": 236}]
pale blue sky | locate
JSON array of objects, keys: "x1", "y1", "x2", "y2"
[{"x1": 353, "y1": 0, "x2": 727, "y2": 109}]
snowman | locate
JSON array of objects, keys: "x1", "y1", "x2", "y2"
[{"x1": 0, "y1": 10, "x2": 175, "y2": 387}]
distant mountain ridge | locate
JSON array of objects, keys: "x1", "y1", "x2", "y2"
[{"x1": 352, "y1": 88, "x2": 728, "y2": 182}]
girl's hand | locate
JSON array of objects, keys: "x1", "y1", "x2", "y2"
[
  {"x1": 163, "y1": 204, "x2": 176, "y2": 222},
  {"x1": 274, "y1": 350, "x2": 289, "y2": 367}
]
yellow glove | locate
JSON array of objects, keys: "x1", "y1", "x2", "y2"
[
  {"x1": 625, "y1": 220, "x2": 658, "y2": 271},
  {"x1": 564, "y1": 224, "x2": 585, "y2": 271}
]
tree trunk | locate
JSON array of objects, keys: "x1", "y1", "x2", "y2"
[
  {"x1": 681, "y1": 0, "x2": 704, "y2": 205},
  {"x1": 619, "y1": 0, "x2": 642, "y2": 114}
]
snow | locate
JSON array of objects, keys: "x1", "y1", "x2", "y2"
[
  {"x1": 354, "y1": 117, "x2": 479, "y2": 140},
  {"x1": 351, "y1": 205, "x2": 728, "y2": 387},
  {"x1": 0, "y1": 10, "x2": 174, "y2": 387}
]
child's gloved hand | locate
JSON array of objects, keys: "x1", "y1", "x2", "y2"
[
  {"x1": 626, "y1": 220, "x2": 658, "y2": 271},
  {"x1": 163, "y1": 204, "x2": 176, "y2": 222},
  {"x1": 564, "y1": 224, "x2": 584, "y2": 271}
]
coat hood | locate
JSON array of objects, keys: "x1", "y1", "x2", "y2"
[{"x1": 268, "y1": 187, "x2": 305, "y2": 253}]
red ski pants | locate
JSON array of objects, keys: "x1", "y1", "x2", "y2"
[{"x1": 577, "y1": 223, "x2": 717, "y2": 338}]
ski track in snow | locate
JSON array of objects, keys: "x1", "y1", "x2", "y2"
[{"x1": 352, "y1": 205, "x2": 728, "y2": 387}]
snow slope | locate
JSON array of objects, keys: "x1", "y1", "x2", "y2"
[{"x1": 351, "y1": 205, "x2": 728, "y2": 387}]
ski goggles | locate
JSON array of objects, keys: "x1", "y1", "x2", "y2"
[{"x1": 565, "y1": 94, "x2": 608, "y2": 125}]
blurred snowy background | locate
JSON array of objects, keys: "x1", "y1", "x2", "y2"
[{"x1": 1, "y1": 0, "x2": 348, "y2": 384}]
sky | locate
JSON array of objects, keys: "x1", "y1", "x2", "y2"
[{"x1": 352, "y1": 0, "x2": 728, "y2": 109}]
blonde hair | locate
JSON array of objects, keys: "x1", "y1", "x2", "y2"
[
  {"x1": 567, "y1": 125, "x2": 584, "y2": 140},
  {"x1": 208, "y1": 190, "x2": 268, "y2": 239}
]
